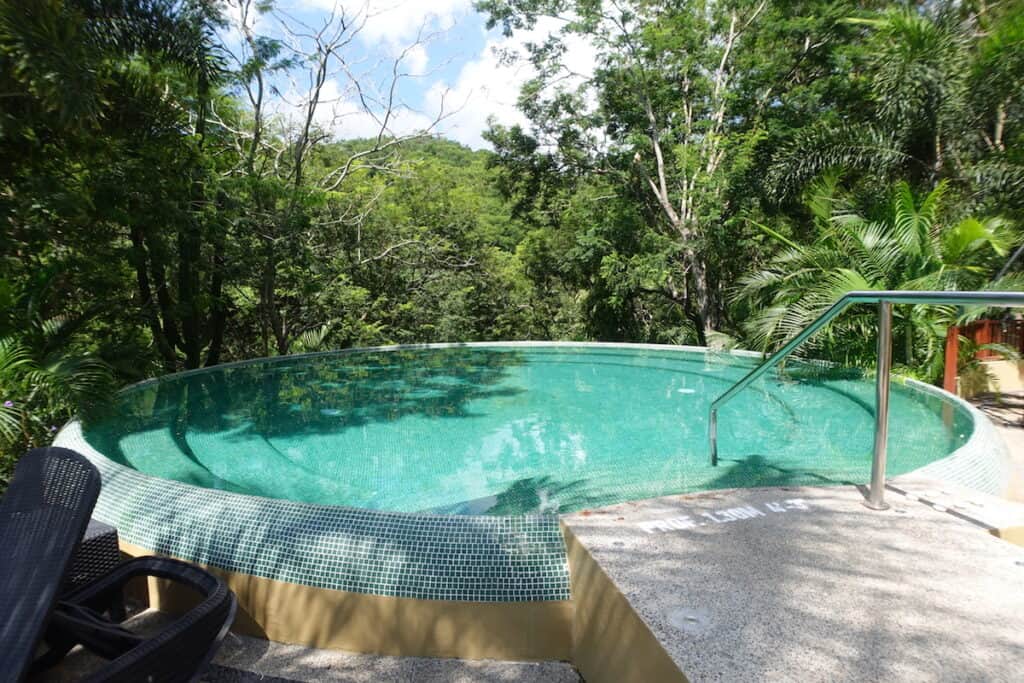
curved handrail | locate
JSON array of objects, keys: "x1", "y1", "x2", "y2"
[{"x1": 708, "y1": 289, "x2": 1024, "y2": 468}]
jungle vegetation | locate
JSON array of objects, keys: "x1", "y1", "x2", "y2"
[{"x1": 2, "y1": 0, "x2": 1022, "y2": 479}]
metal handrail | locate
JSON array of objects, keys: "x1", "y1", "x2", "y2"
[{"x1": 708, "y1": 289, "x2": 1024, "y2": 509}]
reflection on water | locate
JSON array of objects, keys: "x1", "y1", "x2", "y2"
[{"x1": 82, "y1": 346, "x2": 972, "y2": 514}]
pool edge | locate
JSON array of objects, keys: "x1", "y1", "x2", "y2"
[
  {"x1": 121, "y1": 538, "x2": 574, "y2": 661},
  {"x1": 901, "y1": 377, "x2": 1012, "y2": 497},
  {"x1": 51, "y1": 342, "x2": 1012, "y2": 661}
]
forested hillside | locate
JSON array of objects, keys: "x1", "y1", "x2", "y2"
[{"x1": 2, "y1": 0, "x2": 1022, "y2": 478}]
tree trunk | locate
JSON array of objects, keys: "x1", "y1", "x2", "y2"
[
  {"x1": 177, "y1": 223, "x2": 203, "y2": 369},
  {"x1": 689, "y1": 253, "x2": 718, "y2": 340},
  {"x1": 204, "y1": 224, "x2": 227, "y2": 367},
  {"x1": 181, "y1": 77, "x2": 212, "y2": 370},
  {"x1": 129, "y1": 226, "x2": 178, "y2": 373},
  {"x1": 677, "y1": 232, "x2": 718, "y2": 344},
  {"x1": 147, "y1": 237, "x2": 182, "y2": 355},
  {"x1": 260, "y1": 242, "x2": 288, "y2": 357}
]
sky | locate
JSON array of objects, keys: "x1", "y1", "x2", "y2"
[{"x1": 221, "y1": 0, "x2": 597, "y2": 150}]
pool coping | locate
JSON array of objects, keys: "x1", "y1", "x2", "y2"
[
  {"x1": 562, "y1": 484, "x2": 1024, "y2": 682},
  {"x1": 54, "y1": 342, "x2": 1005, "y2": 606},
  {"x1": 894, "y1": 378, "x2": 1011, "y2": 496}
]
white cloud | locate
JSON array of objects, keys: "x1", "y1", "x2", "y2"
[
  {"x1": 327, "y1": 97, "x2": 437, "y2": 140},
  {"x1": 297, "y1": 0, "x2": 473, "y2": 46},
  {"x1": 424, "y1": 40, "x2": 528, "y2": 149},
  {"x1": 428, "y1": 18, "x2": 599, "y2": 149},
  {"x1": 402, "y1": 43, "x2": 429, "y2": 77},
  {"x1": 230, "y1": 2, "x2": 600, "y2": 149}
]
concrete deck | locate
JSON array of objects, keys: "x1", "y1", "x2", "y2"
[
  {"x1": 971, "y1": 391, "x2": 1024, "y2": 501},
  {"x1": 33, "y1": 483, "x2": 1024, "y2": 682},
  {"x1": 563, "y1": 485, "x2": 1024, "y2": 682},
  {"x1": 202, "y1": 635, "x2": 580, "y2": 682},
  {"x1": 34, "y1": 617, "x2": 580, "y2": 683}
]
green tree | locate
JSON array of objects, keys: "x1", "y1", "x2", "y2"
[
  {"x1": 478, "y1": 0, "x2": 889, "y2": 343},
  {"x1": 741, "y1": 178, "x2": 1023, "y2": 371},
  {"x1": 768, "y1": 3, "x2": 1024, "y2": 213},
  {"x1": 1, "y1": 0, "x2": 228, "y2": 373}
]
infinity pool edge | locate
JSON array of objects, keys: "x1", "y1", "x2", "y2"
[{"x1": 52, "y1": 342, "x2": 1008, "y2": 660}]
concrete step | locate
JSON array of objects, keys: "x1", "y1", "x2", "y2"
[
  {"x1": 562, "y1": 485, "x2": 1024, "y2": 683},
  {"x1": 889, "y1": 474, "x2": 1024, "y2": 542}
]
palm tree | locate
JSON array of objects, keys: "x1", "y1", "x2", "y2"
[
  {"x1": 740, "y1": 178, "x2": 1024, "y2": 373},
  {"x1": 766, "y1": 5, "x2": 1024, "y2": 208},
  {"x1": 0, "y1": 275, "x2": 113, "y2": 486},
  {"x1": 0, "y1": 0, "x2": 223, "y2": 131}
]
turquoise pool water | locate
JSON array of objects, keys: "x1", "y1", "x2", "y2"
[{"x1": 82, "y1": 344, "x2": 972, "y2": 515}]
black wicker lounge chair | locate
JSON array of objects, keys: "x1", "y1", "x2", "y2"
[
  {"x1": 0, "y1": 447, "x2": 237, "y2": 682},
  {"x1": 1, "y1": 446, "x2": 101, "y2": 681}
]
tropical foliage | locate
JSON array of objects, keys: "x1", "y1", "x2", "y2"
[
  {"x1": 741, "y1": 178, "x2": 1023, "y2": 373},
  {"x1": 1, "y1": 0, "x2": 1022, "y2": 481},
  {"x1": 0, "y1": 274, "x2": 114, "y2": 481}
]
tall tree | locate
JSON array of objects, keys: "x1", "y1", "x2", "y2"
[
  {"x1": 216, "y1": 0, "x2": 455, "y2": 355},
  {"x1": 1, "y1": 0, "x2": 229, "y2": 373},
  {"x1": 479, "y1": 0, "x2": 872, "y2": 342}
]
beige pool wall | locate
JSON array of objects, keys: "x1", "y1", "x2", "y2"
[{"x1": 124, "y1": 526, "x2": 688, "y2": 683}]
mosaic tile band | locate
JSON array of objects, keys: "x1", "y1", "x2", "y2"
[
  {"x1": 55, "y1": 421, "x2": 570, "y2": 602},
  {"x1": 902, "y1": 378, "x2": 1011, "y2": 496}
]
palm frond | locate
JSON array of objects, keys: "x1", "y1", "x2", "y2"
[
  {"x1": 0, "y1": 403, "x2": 21, "y2": 444},
  {"x1": 766, "y1": 124, "x2": 911, "y2": 201},
  {"x1": 38, "y1": 352, "x2": 114, "y2": 406},
  {"x1": 0, "y1": 337, "x2": 34, "y2": 377},
  {"x1": 292, "y1": 323, "x2": 333, "y2": 354}
]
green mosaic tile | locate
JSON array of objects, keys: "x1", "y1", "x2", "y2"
[{"x1": 55, "y1": 423, "x2": 571, "y2": 603}]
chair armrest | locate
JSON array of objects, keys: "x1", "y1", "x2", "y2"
[{"x1": 55, "y1": 557, "x2": 237, "y2": 683}]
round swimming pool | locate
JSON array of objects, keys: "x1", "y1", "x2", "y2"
[
  {"x1": 80, "y1": 343, "x2": 970, "y2": 514},
  {"x1": 55, "y1": 342, "x2": 1003, "y2": 658}
]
